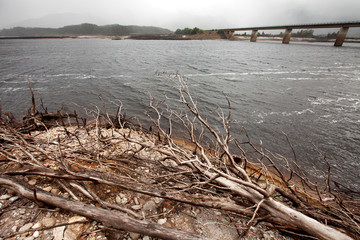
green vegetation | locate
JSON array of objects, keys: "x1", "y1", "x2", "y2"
[
  {"x1": 175, "y1": 27, "x2": 204, "y2": 35},
  {"x1": 0, "y1": 23, "x2": 172, "y2": 37},
  {"x1": 292, "y1": 29, "x2": 314, "y2": 38}
]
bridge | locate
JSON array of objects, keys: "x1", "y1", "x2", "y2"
[{"x1": 213, "y1": 22, "x2": 360, "y2": 46}]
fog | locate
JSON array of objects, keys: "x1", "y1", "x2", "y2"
[{"x1": 0, "y1": 0, "x2": 359, "y2": 30}]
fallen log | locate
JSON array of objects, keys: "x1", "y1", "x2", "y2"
[{"x1": 0, "y1": 175, "x2": 212, "y2": 240}]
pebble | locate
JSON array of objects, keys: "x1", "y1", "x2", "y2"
[
  {"x1": 19, "y1": 223, "x2": 33, "y2": 232},
  {"x1": 9, "y1": 196, "x2": 19, "y2": 202},
  {"x1": 163, "y1": 222, "x2": 172, "y2": 228},
  {"x1": 51, "y1": 188, "x2": 60, "y2": 195},
  {"x1": 119, "y1": 193, "x2": 126, "y2": 198},
  {"x1": 32, "y1": 222, "x2": 41, "y2": 229},
  {"x1": 68, "y1": 216, "x2": 87, "y2": 223},
  {"x1": 28, "y1": 179, "x2": 37, "y2": 185},
  {"x1": 128, "y1": 232, "x2": 141, "y2": 240},
  {"x1": 41, "y1": 217, "x2": 56, "y2": 227},
  {"x1": 33, "y1": 231, "x2": 39, "y2": 238},
  {"x1": 115, "y1": 196, "x2": 122, "y2": 204},
  {"x1": 157, "y1": 218, "x2": 167, "y2": 225},
  {"x1": 142, "y1": 200, "x2": 157, "y2": 213},
  {"x1": 43, "y1": 186, "x2": 52, "y2": 192},
  {"x1": 153, "y1": 197, "x2": 161, "y2": 204},
  {"x1": 53, "y1": 226, "x2": 66, "y2": 240},
  {"x1": 104, "y1": 150, "x2": 110, "y2": 157},
  {"x1": 0, "y1": 194, "x2": 12, "y2": 200},
  {"x1": 142, "y1": 236, "x2": 150, "y2": 240},
  {"x1": 131, "y1": 205, "x2": 142, "y2": 210}
]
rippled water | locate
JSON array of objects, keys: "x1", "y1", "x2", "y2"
[{"x1": 0, "y1": 39, "x2": 359, "y2": 191}]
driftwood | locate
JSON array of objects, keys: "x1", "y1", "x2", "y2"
[
  {"x1": 0, "y1": 176, "x2": 210, "y2": 240},
  {"x1": 0, "y1": 76, "x2": 359, "y2": 239}
]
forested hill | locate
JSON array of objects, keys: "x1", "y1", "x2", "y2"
[{"x1": 0, "y1": 23, "x2": 172, "y2": 37}]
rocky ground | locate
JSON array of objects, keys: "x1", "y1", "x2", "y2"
[
  {"x1": 0, "y1": 124, "x2": 294, "y2": 240},
  {"x1": 0, "y1": 187, "x2": 293, "y2": 240}
]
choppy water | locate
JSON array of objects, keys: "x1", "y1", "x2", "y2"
[{"x1": 0, "y1": 39, "x2": 359, "y2": 191}]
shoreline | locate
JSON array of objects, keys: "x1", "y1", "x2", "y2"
[{"x1": 1, "y1": 34, "x2": 360, "y2": 44}]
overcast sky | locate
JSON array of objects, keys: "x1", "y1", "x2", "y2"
[{"x1": 0, "y1": 0, "x2": 359, "y2": 30}]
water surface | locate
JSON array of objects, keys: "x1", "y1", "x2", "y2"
[{"x1": 0, "y1": 39, "x2": 359, "y2": 191}]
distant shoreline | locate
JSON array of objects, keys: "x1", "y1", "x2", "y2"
[{"x1": 1, "y1": 34, "x2": 360, "y2": 44}]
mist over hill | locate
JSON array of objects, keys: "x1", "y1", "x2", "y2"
[{"x1": 0, "y1": 23, "x2": 172, "y2": 37}]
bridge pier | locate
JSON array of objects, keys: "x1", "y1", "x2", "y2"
[
  {"x1": 223, "y1": 31, "x2": 235, "y2": 40},
  {"x1": 250, "y1": 30, "x2": 258, "y2": 42},
  {"x1": 334, "y1": 27, "x2": 349, "y2": 47},
  {"x1": 282, "y1": 28, "x2": 292, "y2": 44}
]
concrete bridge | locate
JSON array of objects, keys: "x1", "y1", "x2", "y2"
[{"x1": 213, "y1": 21, "x2": 360, "y2": 46}]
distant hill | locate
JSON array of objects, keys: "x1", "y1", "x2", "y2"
[
  {"x1": 0, "y1": 23, "x2": 172, "y2": 37},
  {"x1": 2, "y1": 13, "x2": 109, "y2": 29}
]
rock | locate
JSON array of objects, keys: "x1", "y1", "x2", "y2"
[
  {"x1": 42, "y1": 229, "x2": 54, "y2": 240},
  {"x1": 68, "y1": 216, "x2": 87, "y2": 223},
  {"x1": 115, "y1": 195, "x2": 122, "y2": 204},
  {"x1": 19, "y1": 223, "x2": 33, "y2": 232},
  {"x1": 153, "y1": 197, "x2": 161, "y2": 204},
  {"x1": 143, "y1": 236, "x2": 150, "y2": 240},
  {"x1": 104, "y1": 150, "x2": 110, "y2": 157},
  {"x1": 0, "y1": 194, "x2": 12, "y2": 200},
  {"x1": 41, "y1": 217, "x2": 56, "y2": 227},
  {"x1": 32, "y1": 222, "x2": 41, "y2": 229},
  {"x1": 119, "y1": 193, "x2": 126, "y2": 198},
  {"x1": 53, "y1": 226, "x2": 66, "y2": 240},
  {"x1": 142, "y1": 200, "x2": 156, "y2": 214},
  {"x1": 129, "y1": 232, "x2": 141, "y2": 240},
  {"x1": 157, "y1": 218, "x2": 167, "y2": 225},
  {"x1": 51, "y1": 188, "x2": 60, "y2": 195},
  {"x1": 9, "y1": 196, "x2": 19, "y2": 202},
  {"x1": 131, "y1": 205, "x2": 142, "y2": 210},
  {"x1": 43, "y1": 186, "x2": 52, "y2": 192},
  {"x1": 33, "y1": 230, "x2": 39, "y2": 238},
  {"x1": 162, "y1": 221, "x2": 172, "y2": 228},
  {"x1": 64, "y1": 217, "x2": 88, "y2": 240},
  {"x1": 121, "y1": 197, "x2": 128, "y2": 204},
  {"x1": 28, "y1": 179, "x2": 37, "y2": 185}
]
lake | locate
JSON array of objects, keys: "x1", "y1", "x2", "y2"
[{"x1": 0, "y1": 39, "x2": 359, "y2": 191}]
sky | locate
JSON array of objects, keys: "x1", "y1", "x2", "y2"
[{"x1": 0, "y1": 0, "x2": 359, "y2": 31}]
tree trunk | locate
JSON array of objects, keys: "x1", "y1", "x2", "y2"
[{"x1": 0, "y1": 175, "x2": 213, "y2": 240}]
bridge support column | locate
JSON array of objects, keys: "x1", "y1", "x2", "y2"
[
  {"x1": 282, "y1": 28, "x2": 292, "y2": 44},
  {"x1": 334, "y1": 27, "x2": 349, "y2": 47},
  {"x1": 250, "y1": 30, "x2": 258, "y2": 42},
  {"x1": 228, "y1": 31, "x2": 235, "y2": 40}
]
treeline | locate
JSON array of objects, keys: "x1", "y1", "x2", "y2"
[
  {"x1": 0, "y1": 23, "x2": 172, "y2": 37},
  {"x1": 174, "y1": 27, "x2": 204, "y2": 35}
]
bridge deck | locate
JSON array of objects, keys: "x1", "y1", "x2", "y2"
[{"x1": 215, "y1": 21, "x2": 360, "y2": 32}]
